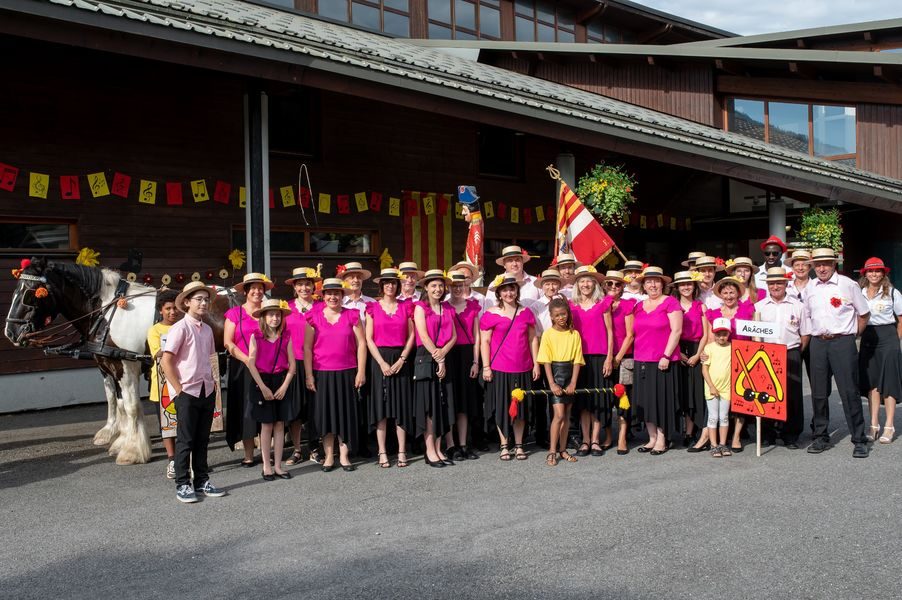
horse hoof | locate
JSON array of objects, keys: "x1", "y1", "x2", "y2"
[
  {"x1": 115, "y1": 446, "x2": 150, "y2": 465},
  {"x1": 93, "y1": 429, "x2": 114, "y2": 446}
]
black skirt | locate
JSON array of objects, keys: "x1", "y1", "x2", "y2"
[
  {"x1": 576, "y1": 354, "x2": 614, "y2": 427},
  {"x1": 860, "y1": 324, "x2": 902, "y2": 401},
  {"x1": 312, "y1": 368, "x2": 359, "y2": 452},
  {"x1": 226, "y1": 357, "x2": 259, "y2": 450},
  {"x1": 448, "y1": 344, "x2": 481, "y2": 418},
  {"x1": 678, "y1": 340, "x2": 706, "y2": 424},
  {"x1": 633, "y1": 360, "x2": 681, "y2": 441},
  {"x1": 368, "y1": 346, "x2": 415, "y2": 433},
  {"x1": 413, "y1": 346, "x2": 456, "y2": 437},
  {"x1": 250, "y1": 371, "x2": 291, "y2": 423},
  {"x1": 549, "y1": 361, "x2": 575, "y2": 405},
  {"x1": 484, "y1": 369, "x2": 533, "y2": 440},
  {"x1": 284, "y1": 359, "x2": 308, "y2": 423}
]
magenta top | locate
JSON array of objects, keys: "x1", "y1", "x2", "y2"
[
  {"x1": 225, "y1": 305, "x2": 260, "y2": 355},
  {"x1": 480, "y1": 308, "x2": 536, "y2": 373},
  {"x1": 285, "y1": 302, "x2": 316, "y2": 360},
  {"x1": 633, "y1": 295, "x2": 682, "y2": 362},
  {"x1": 679, "y1": 299, "x2": 706, "y2": 342},
  {"x1": 452, "y1": 298, "x2": 481, "y2": 345},
  {"x1": 610, "y1": 297, "x2": 636, "y2": 356},
  {"x1": 307, "y1": 306, "x2": 360, "y2": 371},
  {"x1": 414, "y1": 301, "x2": 455, "y2": 347},
  {"x1": 366, "y1": 299, "x2": 413, "y2": 347},
  {"x1": 570, "y1": 295, "x2": 613, "y2": 355},
  {"x1": 252, "y1": 329, "x2": 291, "y2": 374},
  {"x1": 706, "y1": 302, "x2": 756, "y2": 341}
]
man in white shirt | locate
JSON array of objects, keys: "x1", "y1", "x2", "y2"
[
  {"x1": 487, "y1": 245, "x2": 541, "y2": 301},
  {"x1": 553, "y1": 253, "x2": 578, "y2": 298},
  {"x1": 397, "y1": 261, "x2": 422, "y2": 302},
  {"x1": 621, "y1": 259, "x2": 647, "y2": 302},
  {"x1": 693, "y1": 256, "x2": 725, "y2": 310},
  {"x1": 754, "y1": 235, "x2": 792, "y2": 290},
  {"x1": 340, "y1": 261, "x2": 375, "y2": 318}
]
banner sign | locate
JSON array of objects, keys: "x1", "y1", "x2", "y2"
[{"x1": 730, "y1": 340, "x2": 788, "y2": 422}]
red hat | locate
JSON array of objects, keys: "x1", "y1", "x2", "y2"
[
  {"x1": 858, "y1": 257, "x2": 890, "y2": 273},
  {"x1": 760, "y1": 235, "x2": 787, "y2": 253}
]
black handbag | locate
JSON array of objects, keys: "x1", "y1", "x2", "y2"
[{"x1": 413, "y1": 305, "x2": 443, "y2": 381}]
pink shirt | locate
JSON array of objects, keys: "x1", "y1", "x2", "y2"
[
  {"x1": 633, "y1": 296, "x2": 681, "y2": 362},
  {"x1": 307, "y1": 306, "x2": 360, "y2": 371},
  {"x1": 285, "y1": 301, "x2": 315, "y2": 360},
  {"x1": 225, "y1": 305, "x2": 260, "y2": 355},
  {"x1": 163, "y1": 313, "x2": 216, "y2": 397},
  {"x1": 803, "y1": 272, "x2": 871, "y2": 336},
  {"x1": 252, "y1": 329, "x2": 291, "y2": 374},
  {"x1": 480, "y1": 308, "x2": 536, "y2": 373},
  {"x1": 366, "y1": 299, "x2": 412, "y2": 347},
  {"x1": 705, "y1": 302, "x2": 756, "y2": 341},
  {"x1": 610, "y1": 297, "x2": 636, "y2": 356},
  {"x1": 571, "y1": 296, "x2": 613, "y2": 355},
  {"x1": 680, "y1": 299, "x2": 706, "y2": 342},
  {"x1": 414, "y1": 301, "x2": 455, "y2": 347},
  {"x1": 451, "y1": 298, "x2": 481, "y2": 345},
  {"x1": 754, "y1": 295, "x2": 810, "y2": 349}
]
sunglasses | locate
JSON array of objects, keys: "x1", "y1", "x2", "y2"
[
  {"x1": 763, "y1": 251, "x2": 782, "y2": 257},
  {"x1": 604, "y1": 281, "x2": 624, "y2": 288}
]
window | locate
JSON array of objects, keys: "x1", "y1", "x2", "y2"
[
  {"x1": 427, "y1": 0, "x2": 501, "y2": 40},
  {"x1": 477, "y1": 126, "x2": 524, "y2": 179},
  {"x1": 725, "y1": 98, "x2": 857, "y2": 164},
  {"x1": 231, "y1": 227, "x2": 377, "y2": 256},
  {"x1": 316, "y1": 1, "x2": 409, "y2": 37},
  {"x1": 514, "y1": 0, "x2": 576, "y2": 42},
  {"x1": 0, "y1": 220, "x2": 76, "y2": 252},
  {"x1": 268, "y1": 89, "x2": 319, "y2": 157},
  {"x1": 586, "y1": 19, "x2": 622, "y2": 43}
]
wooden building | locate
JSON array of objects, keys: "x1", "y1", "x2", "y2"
[{"x1": 1, "y1": 0, "x2": 901, "y2": 408}]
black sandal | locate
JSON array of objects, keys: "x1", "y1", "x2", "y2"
[
  {"x1": 590, "y1": 442, "x2": 604, "y2": 457},
  {"x1": 576, "y1": 443, "x2": 591, "y2": 457},
  {"x1": 514, "y1": 444, "x2": 528, "y2": 460},
  {"x1": 499, "y1": 445, "x2": 512, "y2": 461},
  {"x1": 377, "y1": 452, "x2": 391, "y2": 468},
  {"x1": 285, "y1": 451, "x2": 304, "y2": 466},
  {"x1": 396, "y1": 452, "x2": 409, "y2": 468}
]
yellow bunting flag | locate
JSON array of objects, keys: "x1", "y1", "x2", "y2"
[
  {"x1": 483, "y1": 201, "x2": 494, "y2": 219},
  {"x1": 423, "y1": 193, "x2": 436, "y2": 215},
  {"x1": 640, "y1": 216, "x2": 647, "y2": 229},
  {"x1": 388, "y1": 196, "x2": 401, "y2": 217},
  {"x1": 656, "y1": 214, "x2": 664, "y2": 228},
  {"x1": 191, "y1": 180, "x2": 209, "y2": 202},
  {"x1": 138, "y1": 180, "x2": 157, "y2": 204},
  {"x1": 87, "y1": 172, "x2": 109, "y2": 198},
  {"x1": 355, "y1": 192, "x2": 368, "y2": 212},
  {"x1": 279, "y1": 185, "x2": 296, "y2": 208},
  {"x1": 29, "y1": 172, "x2": 49, "y2": 199},
  {"x1": 239, "y1": 186, "x2": 247, "y2": 208},
  {"x1": 455, "y1": 202, "x2": 464, "y2": 220},
  {"x1": 318, "y1": 193, "x2": 331, "y2": 213},
  {"x1": 510, "y1": 206, "x2": 520, "y2": 223},
  {"x1": 536, "y1": 206, "x2": 545, "y2": 222},
  {"x1": 670, "y1": 217, "x2": 677, "y2": 230}
]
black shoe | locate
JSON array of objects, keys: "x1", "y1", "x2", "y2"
[
  {"x1": 576, "y1": 443, "x2": 591, "y2": 457},
  {"x1": 761, "y1": 438, "x2": 775, "y2": 448},
  {"x1": 275, "y1": 471, "x2": 292, "y2": 480},
  {"x1": 682, "y1": 435, "x2": 693, "y2": 448},
  {"x1": 853, "y1": 443, "x2": 870, "y2": 458},
  {"x1": 262, "y1": 472, "x2": 275, "y2": 481},
  {"x1": 731, "y1": 445, "x2": 744, "y2": 453},
  {"x1": 241, "y1": 459, "x2": 255, "y2": 468},
  {"x1": 636, "y1": 446, "x2": 653, "y2": 453},
  {"x1": 340, "y1": 462, "x2": 356, "y2": 472},
  {"x1": 784, "y1": 440, "x2": 800, "y2": 450},
  {"x1": 807, "y1": 439, "x2": 831, "y2": 454},
  {"x1": 687, "y1": 443, "x2": 710, "y2": 453},
  {"x1": 463, "y1": 446, "x2": 480, "y2": 460},
  {"x1": 424, "y1": 456, "x2": 445, "y2": 468},
  {"x1": 440, "y1": 458, "x2": 455, "y2": 466},
  {"x1": 650, "y1": 448, "x2": 667, "y2": 456},
  {"x1": 616, "y1": 448, "x2": 629, "y2": 455},
  {"x1": 322, "y1": 464, "x2": 336, "y2": 472},
  {"x1": 449, "y1": 446, "x2": 465, "y2": 462},
  {"x1": 590, "y1": 443, "x2": 604, "y2": 457}
]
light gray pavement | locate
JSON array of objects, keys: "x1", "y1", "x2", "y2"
[{"x1": 1, "y1": 391, "x2": 900, "y2": 600}]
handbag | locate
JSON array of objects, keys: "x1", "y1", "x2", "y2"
[{"x1": 413, "y1": 305, "x2": 443, "y2": 381}]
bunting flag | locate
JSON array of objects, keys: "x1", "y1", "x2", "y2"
[
  {"x1": 555, "y1": 178, "x2": 615, "y2": 266},
  {"x1": 403, "y1": 190, "x2": 453, "y2": 269}
]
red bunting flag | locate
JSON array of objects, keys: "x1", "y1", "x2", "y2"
[
  {"x1": 213, "y1": 180, "x2": 231, "y2": 204},
  {"x1": 438, "y1": 195, "x2": 449, "y2": 216},
  {"x1": 497, "y1": 202, "x2": 507, "y2": 220},
  {"x1": 369, "y1": 191, "x2": 382, "y2": 212},
  {"x1": 337, "y1": 194, "x2": 351, "y2": 214},
  {"x1": 59, "y1": 175, "x2": 80, "y2": 200},
  {"x1": 524, "y1": 207, "x2": 533, "y2": 224},
  {"x1": 269, "y1": 188, "x2": 275, "y2": 209},
  {"x1": 166, "y1": 182, "x2": 183, "y2": 205},
  {"x1": 111, "y1": 172, "x2": 131, "y2": 198},
  {"x1": 300, "y1": 186, "x2": 311, "y2": 208},
  {"x1": 0, "y1": 163, "x2": 19, "y2": 191}
]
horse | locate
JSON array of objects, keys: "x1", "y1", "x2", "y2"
[{"x1": 5, "y1": 257, "x2": 229, "y2": 465}]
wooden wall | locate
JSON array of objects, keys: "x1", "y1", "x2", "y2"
[{"x1": 857, "y1": 104, "x2": 902, "y2": 180}]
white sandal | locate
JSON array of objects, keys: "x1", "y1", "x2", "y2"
[{"x1": 879, "y1": 426, "x2": 895, "y2": 444}]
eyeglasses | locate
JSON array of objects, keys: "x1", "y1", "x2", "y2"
[
  {"x1": 763, "y1": 251, "x2": 782, "y2": 257},
  {"x1": 189, "y1": 296, "x2": 210, "y2": 304},
  {"x1": 605, "y1": 282, "x2": 623, "y2": 288}
]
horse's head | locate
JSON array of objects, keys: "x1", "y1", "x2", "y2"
[{"x1": 5, "y1": 257, "x2": 61, "y2": 347}]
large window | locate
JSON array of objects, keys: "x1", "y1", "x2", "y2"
[
  {"x1": 0, "y1": 220, "x2": 77, "y2": 252},
  {"x1": 427, "y1": 0, "x2": 501, "y2": 40},
  {"x1": 232, "y1": 227, "x2": 377, "y2": 256},
  {"x1": 316, "y1": 0, "x2": 410, "y2": 37},
  {"x1": 726, "y1": 98, "x2": 857, "y2": 165},
  {"x1": 514, "y1": 0, "x2": 575, "y2": 42},
  {"x1": 586, "y1": 19, "x2": 623, "y2": 43}
]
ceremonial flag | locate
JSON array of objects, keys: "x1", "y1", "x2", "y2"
[{"x1": 555, "y1": 179, "x2": 615, "y2": 266}]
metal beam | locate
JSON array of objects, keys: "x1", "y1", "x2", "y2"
[{"x1": 244, "y1": 89, "x2": 270, "y2": 276}]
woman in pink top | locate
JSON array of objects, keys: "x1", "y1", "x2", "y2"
[
  {"x1": 413, "y1": 269, "x2": 458, "y2": 468},
  {"x1": 247, "y1": 300, "x2": 295, "y2": 480},
  {"x1": 604, "y1": 270, "x2": 636, "y2": 455},
  {"x1": 446, "y1": 269, "x2": 482, "y2": 461},
  {"x1": 364, "y1": 268, "x2": 415, "y2": 468},
  {"x1": 304, "y1": 278, "x2": 367, "y2": 472},
  {"x1": 480, "y1": 274, "x2": 540, "y2": 461},
  {"x1": 283, "y1": 267, "x2": 320, "y2": 466},
  {"x1": 224, "y1": 272, "x2": 272, "y2": 466},
  {"x1": 671, "y1": 271, "x2": 710, "y2": 452},
  {"x1": 570, "y1": 266, "x2": 614, "y2": 457},
  {"x1": 632, "y1": 267, "x2": 683, "y2": 455}
]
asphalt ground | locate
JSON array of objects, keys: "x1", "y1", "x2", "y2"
[{"x1": 1, "y1": 391, "x2": 900, "y2": 600}]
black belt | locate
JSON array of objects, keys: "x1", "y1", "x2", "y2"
[{"x1": 814, "y1": 333, "x2": 852, "y2": 340}]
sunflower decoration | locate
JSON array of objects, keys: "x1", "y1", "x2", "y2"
[
  {"x1": 724, "y1": 259, "x2": 735, "y2": 269},
  {"x1": 228, "y1": 248, "x2": 246, "y2": 271},
  {"x1": 341, "y1": 281, "x2": 351, "y2": 289},
  {"x1": 278, "y1": 299, "x2": 290, "y2": 311},
  {"x1": 491, "y1": 274, "x2": 505, "y2": 288},
  {"x1": 689, "y1": 271, "x2": 704, "y2": 282},
  {"x1": 75, "y1": 247, "x2": 100, "y2": 268}
]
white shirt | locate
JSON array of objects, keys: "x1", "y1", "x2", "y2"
[
  {"x1": 559, "y1": 284, "x2": 574, "y2": 299},
  {"x1": 754, "y1": 262, "x2": 792, "y2": 290},
  {"x1": 862, "y1": 286, "x2": 902, "y2": 326},
  {"x1": 398, "y1": 291, "x2": 420, "y2": 302},
  {"x1": 622, "y1": 290, "x2": 647, "y2": 302},
  {"x1": 786, "y1": 277, "x2": 810, "y2": 302},
  {"x1": 802, "y1": 272, "x2": 870, "y2": 336},
  {"x1": 754, "y1": 294, "x2": 810, "y2": 350},
  {"x1": 700, "y1": 288, "x2": 723, "y2": 311},
  {"x1": 524, "y1": 295, "x2": 552, "y2": 336},
  {"x1": 342, "y1": 294, "x2": 374, "y2": 320}
]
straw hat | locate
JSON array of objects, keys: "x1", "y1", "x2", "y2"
[
  {"x1": 339, "y1": 261, "x2": 372, "y2": 280},
  {"x1": 573, "y1": 265, "x2": 605, "y2": 285},
  {"x1": 857, "y1": 257, "x2": 890, "y2": 274},
  {"x1": 447, "y1": 269, "x2": 471, "y2": 284},
  {"x1": 672, "y1": 271, "x2": 703, "y2": 285},
  {"x1": 554, "y1": 253, "x2": 577, "y2": 266},
  {"x1": 176, "y1": 281, "x2": 216, "y2": 312},
  {"x1": 495, "y1": 245, "x2": 531, "y2": 266},
  {"x1": 784, "y1": 249, "x2": 811, "y2": 267},
  {"x1": 680, "y1": 251, "x2": 707, "y2": 268},
  {"x1": 635, "y1": 266, "x2": 672, "y2": 285},
  {"x1": 724, "y1": 257, "x2": 759, "y2": 275},
  {"x1": 714, "y1": 276, "x2": 746, "y2": 296},
  {"x1": 490, "y1": 273, "x2": 520, "y2": 290},
  {"x1": 285, "y1": 266, "x2": 321, "y2": 285},
  {"x1": 448, "y1": 260, "x2": 478, "y2": 280},
  {"x1": 534, "y1": 269, "x2": 562, "y2": 288},
  {"x1": 251, "y1": 298, "x2": 291, "y2": 319},
  {"x1": 398, "y1": 261, "x2": 425, "y2": 279},
  {"x1": 320, "y1": 278, "x2": 349, "y2": 293},
  {"x1": 622, "y1": 260, "x2": 645, "y2": 273},
  {"x1": 693, "y1": 256, "x2": 725, "y2": 272},
  {"x1": 234, "y1": 272, "x2": 275, "y2": 294},
  {"x1": 711, "y1": 317, "x2": 731, "y2": 333},
  {"x1": 604, "y1": 270, "x2": 627, "y2": 283},
  {"x1": 764, "y1": 267, "x2": 794, "y2": 283},
  {"x1": 807, "y1": 248, "x2": 839, "y2": 263},
  {"x1": 760, "y1": 235, "x2": 788, "y2": 253},
  {"x1": 420, "y1": 269, "x2": 451, "y2": 286},
  {"x1": 372, "y1": 268, "x2": 402, "y2": 283}
]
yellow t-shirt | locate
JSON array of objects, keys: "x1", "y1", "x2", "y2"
[
  {"x1": 536, "y1": 327, "x2": 585, "y2": 366},
  {"x1": 702, "y1": 341, "x2": 732, "y2": 400},
  {"x1": 146, "y1": 321, "x2": 172, "y2": 403}
]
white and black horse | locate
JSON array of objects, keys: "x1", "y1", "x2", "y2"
[{"x1": 5, "y1": 257, "x2": 227, "y2": 465}]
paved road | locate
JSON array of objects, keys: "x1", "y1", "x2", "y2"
[{"x1": 1, "y1": 394, "x2": 900, "y2": 600}]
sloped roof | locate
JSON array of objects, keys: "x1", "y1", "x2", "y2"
[
  {"x1": 5, "y1": 0, "x2": 902, "y2": 210},
  {"x1": 678, "y1": 17, "x2": 902, "y2": 48}
]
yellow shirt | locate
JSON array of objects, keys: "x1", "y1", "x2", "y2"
[
  {"x1": 146, "y1": 322, "x2": 172, "y2": 403},
  {"x1": 702, "y1": 341, "x2": 732, "y2": 400},
  {"x1": 536, "y1": 327, "x2": 585, "y2": 366}
]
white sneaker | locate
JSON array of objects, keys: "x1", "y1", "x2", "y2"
[{"x1": 166, "y1": 460, "x2": 175, "y2": 479}]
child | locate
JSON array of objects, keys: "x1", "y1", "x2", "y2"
[
  {"x1": 247, "y1": 299, "x2": 296, "y2": 480},
  {"x1": 161, "y1": 281, "x2": 227, "y2": 503},
  {"x1": 536, "y1": 297, "x2": 585, "y2": 466},
  {"x1": 701, "y1": 318, "x2": 733, "y2": 458},
  {"x1": 146, "y1": 289, "x2": 182, "y2": 479}
]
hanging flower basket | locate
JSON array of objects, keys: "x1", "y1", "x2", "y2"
[
  {"x1": 798, "y1": 207, "x2": 842, "y2": 252},
  {"x1": 576, "y1": 163, "x2": 637, "y2": 227}
]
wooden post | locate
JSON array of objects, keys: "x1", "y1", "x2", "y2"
[{"x1": 756, "y1": 416, "x2": 762, "y2": 457}]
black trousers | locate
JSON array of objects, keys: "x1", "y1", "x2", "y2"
[
  {"x1": 762, "y1": 347, "x2": 803, "y2": 442},
  {"x1": 175, "y1": 384, "x2": 214, "y2": 488},
  {"x1": 802, "y1": 344, "x2": 830, "y2": 431},
  {"x1": 809, "y1": 335, "x2": 866, "y2": 445}
]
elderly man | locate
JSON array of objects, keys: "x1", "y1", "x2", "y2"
[
  {"x1": 449, "y1": 260, "x2": 485, "y2": 306},
  {"x1": 754, "y1": 235, "x2": 792, "y2": 290},
  {"x1": 340, "y1": 261, "x2": 375, "y2": 318},
  {"x1": 802, "y1": 248, "x2": 871, "y2": 457},
  {"x1": 553, "y1": 253, "x2": 578, "y2": 298},
  {"x1": 755, "y1": 267, "x2": 810, "y2": 448},
  {"x1": 398, "y1": 261, "x2": 423, "y2": 302},
  {"x1": 487, "y1": 245, "x2": 541, "y2": 301}
]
